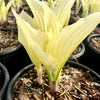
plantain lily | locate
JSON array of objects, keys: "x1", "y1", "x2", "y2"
[
  {"x1": 0, "y1": 0, "x2": 13, "y2": 25},
  {"x1": 12, "y1": 0, "x2": 100, "y2": 93}
]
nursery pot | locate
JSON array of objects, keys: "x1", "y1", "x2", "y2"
[
  {"x1": 86, "y1": 34, "x2": 100, "y2": 56},
  {"x1": 0, "y1": 44, "x2": 32, "y2": 78},
  {"x1": 0, "y1": 29, "x2": 32, "y2": 78},
  {"x1": 6, "y1": 61, "x2": 100, "y2": 100},
  {"x1": 80, "y1": 34, "x2": 100, "y2": 74},
  {"x1": 68, "y1": 42, "x2": 85, "y2": 61},
  {"x1": 0, "y1": 63, "x2": 10, "y2": 100}
]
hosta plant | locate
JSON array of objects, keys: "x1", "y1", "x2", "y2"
[
  {"x1": 0, "y1": 0, "x2": 13, "y2": 25},
  {"x1": 12, "y1": 0, "x2": 100, "y2": 93}
]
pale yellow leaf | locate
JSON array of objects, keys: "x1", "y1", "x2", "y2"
[{"x1": 54, "y1": 0, "x2": 75, "y2": 27}]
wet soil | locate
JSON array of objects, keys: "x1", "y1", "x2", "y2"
[
  {"x1": 13, "y1": 64, "x2": 100, "y2": 100},
  {"x1": 0, "y1": 20, "x2": 17, "y2": 29}
]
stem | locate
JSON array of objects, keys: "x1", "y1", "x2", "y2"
[{"x1": 50, "y1": 81, "x2": 58, "y2": 93}]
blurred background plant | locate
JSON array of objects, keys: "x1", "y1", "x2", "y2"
[
  {"x1": 9, "y1": 0, "x2": 24, "y2": 13},
  {"x1": 75, "y1": 0, "x2": 100, "y2": 17},
  {"x1": 0, "y1": 0, "x2": 13, "y2": 25}
]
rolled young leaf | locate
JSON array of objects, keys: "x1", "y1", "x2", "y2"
[{"x1": 54, "y1": 0, "x2": 75, "y2": 27}]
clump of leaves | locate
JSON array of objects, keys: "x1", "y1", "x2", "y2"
[
  {"x1": 0, "y1": 0, "x2": 13, "y2": 25},
  {"x1": 12, "y1": 0, "x2": 100, "y2": 93}
]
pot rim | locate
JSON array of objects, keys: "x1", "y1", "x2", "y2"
[
  {"x1": 0, "y1": 43, "x2": 22, "y2": 56},
  {"x1": 0, "y1": 28, "x2": 21, "y2": 55},
  {"x1": 0, "y1": 27, "x2": 17, "y2": 31},
  {"x1": 86, "y1": 34, "x2": 100, "y2": 55},
  {"x1": 6, "y1": 61, "x2": 100, "y2": 100},
  {"x1": 69, "y1": 42, "x2": 85, "y2": 60},
  {"x1": 0, "y1": 63, "x2": 10, "y2": 99}
]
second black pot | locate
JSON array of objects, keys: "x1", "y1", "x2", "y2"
[
  {"x1": 0, "y1": 63, "x2": 10, "y2": 100},
  {"x1": 0, "y1": 44, "x2": 32, "y2": 78},
  {"x1": 79, "y1": 34, "x2": 100, "y2": 74},
  {"x1": 6, "y1": 61, "x2": 100, "y2": 100}
]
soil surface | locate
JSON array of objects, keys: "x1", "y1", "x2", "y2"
[
  {"x1": 72, "y1": 44, "x2": 82, "y2": 55},
  {"x1": 0, "y1": 69, "x2": 4, "y2": 91},
  {"x1": 0, "y1": 30, "x2": 19, "y2": 52},
  {"x1": 13, "y1": 64, "x2": 100, "y2": 100},
  {"x1": 91, "y1": 27, "x2": 100, "y2": 35},
  {"x1": 90, "y1": 37, "x2": 100, "y2": 52},
  {"x1": 0, "y1": 20, "x2": 17, "y2": 29}
]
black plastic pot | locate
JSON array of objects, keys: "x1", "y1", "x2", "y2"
[
  {"x1": 0, "y1": 63, "x2": 10, "y2": 100},
  {"x1": 68, "y1": 42, "x2": 85, "y2": 61},
  {"x1": 86, "y1": 34, "x2": 100, "y2": 55},
  {"x1": 0, "y1": 27, "x2": 17, "y2": 31},
  {"x1": 6, "y1": 61, "x2": 100, "y2": 100},
  {"x1": 0, "y1": 29, "x2": 32, "y2": 78},
  {"x1": 0, "y1": 43, "x2": 32, "y2": 78},
  {"x1": 79, "y1": 34, "x2": 100, "y2": 74}
]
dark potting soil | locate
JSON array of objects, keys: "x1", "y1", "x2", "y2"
[
  {"x1": 90, "y1": 37, "x2": 100, "y2": 52},
  {"x1": 0, "y1": 19, "x2": 17, "y2": 29},
  {"x1": 0, "y1": 69, "x2": 4, "y2": 91},
  {"x1": 13, "y1": 65, "x2": 100, "y2": 100},
  {"x1": 70, "y1": 10, "x2": 81, "y2": 23},
  {"x1": 0, "y1": 30, "x2": 19, "y2": 52}
]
